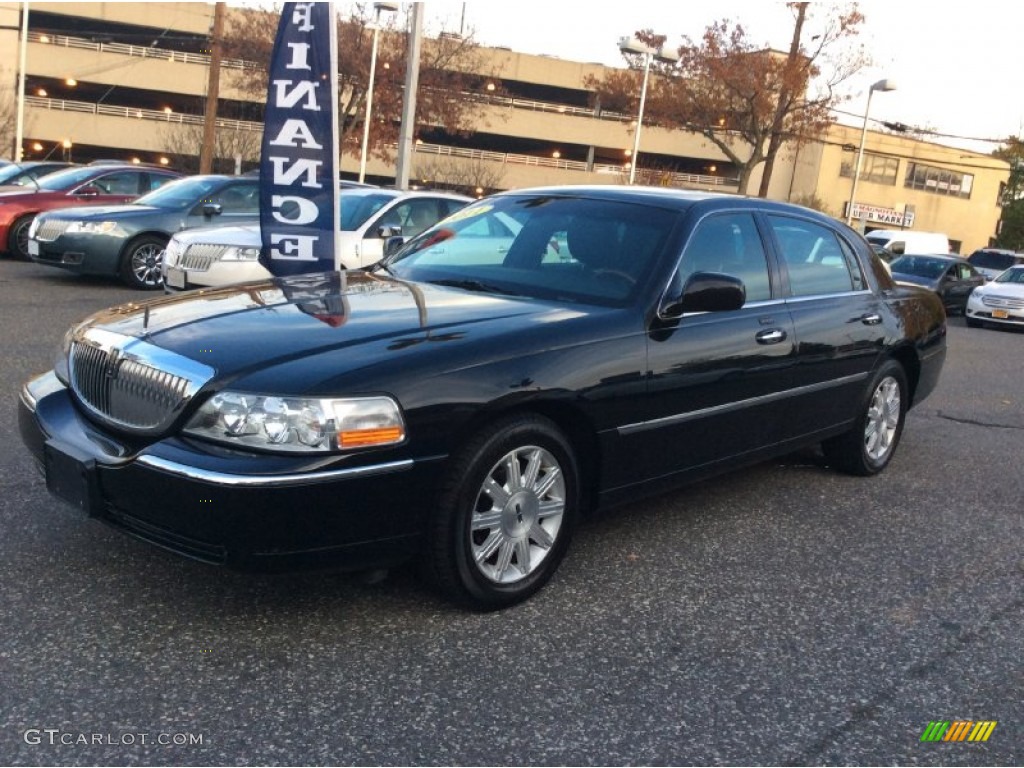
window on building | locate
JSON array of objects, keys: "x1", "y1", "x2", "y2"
[
  {"x1": 840, "y1": 152, "x2": 898, "y2": 185},
  {"x1": 904, "y1": 162, "x2": 973, "y2": 199}
]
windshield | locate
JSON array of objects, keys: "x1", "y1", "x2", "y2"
[
  {"x1": 339, "y1": 191, "x2": 399, "y2": 230},
  {"x1": 0, "y1": 164, "x2": 48, "y2": 186},
  {"x1": 995, "y1": 267, "x2": 1024, "y2": 284},
  {"x1": 380, "y1": 194, "x2": 679, "y2": 306},
  {"x1": 969, "y1": 251, "x2": 1017, "y2": 270},
  {"x1": 889, "y1": 256, "x2": 947, "y2": 279},
  {"x1": 36, "y1": 166, "x2": 106, "y2": 191},
  {"x1": 133, "y1": 176, "x2": 227, "y2": 209}
]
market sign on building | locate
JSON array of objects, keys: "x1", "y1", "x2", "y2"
[{"x1": 847, "y1": 202, "x2": 916, "y2": 228}]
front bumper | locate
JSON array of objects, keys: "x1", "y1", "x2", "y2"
[
  {"x1": 163, "y1": 260, "x2": 271, "y2": 293},
  {"x1": 19, "y1": 372, "x2": 441, "y2": 572},
  {"x1": 965, "y1": 295, "x2": 1024, "y2": 326},
  {"x1": 28, "y1": 233, "x2": 123, "y2": 276}
]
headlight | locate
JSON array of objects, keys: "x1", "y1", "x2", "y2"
[
  {"x1": 183, "y1": 392, "x2": 406, "y2": 453},
  {"x1": 53, "y1": 325, "x2": 77, "y2": 384},
  {"x1": 220, "y1": 245, "x2": 262, "y2": 262},
  {"x1": 163, "y1": 238, "x2": 182, "y2": 267},
  {"x1": 66, "y1": 220, "x2": 120, "y2": 235}
]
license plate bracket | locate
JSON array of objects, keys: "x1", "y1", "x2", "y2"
[
  {"x1": 165, "y1": 266, "x2": 185, "y2": 289},
  {"x1": 44, "y1": 441, "x2": 101, "y2": 517},
  {"x1": 27, "y1": 239, "x2": 39, "y2": 257}
]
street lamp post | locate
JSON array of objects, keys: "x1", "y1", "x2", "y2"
[
  {"x1": 846, "y1": 78, "x2": 897, "y2": 226},
  {"x1": 358, "y1": 1, "x2": 399, "y2": 184},
  {"x1": 618, "y1": 36, "x2": 677, "y2": 185}
]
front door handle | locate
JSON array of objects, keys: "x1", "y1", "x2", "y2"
[
  {"x1": 860, "y1": 313, "x2": 882, "y2": 325},
  {"x1": 755, "y1": 328, "x2": 787, "y2": 344}
]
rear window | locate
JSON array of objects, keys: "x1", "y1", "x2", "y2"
[{"x1": 968, "y1": 251, "x2": 1022, "y2": 270}]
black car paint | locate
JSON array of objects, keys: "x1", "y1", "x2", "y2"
[{"x1": 19, "y1": 187, "x2": 947, "y2": 581}]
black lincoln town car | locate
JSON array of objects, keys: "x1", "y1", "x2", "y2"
[{"x1": 18, "y1": 186, "x2": 947, "y2": 609}]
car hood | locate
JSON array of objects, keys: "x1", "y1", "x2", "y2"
[
  {"x1": 891, "y1": 272, "x2": 938, "y2": 289},
  {"x1": 43, "y1": 204, "x2": 158, "y2": 220},
  {"x1": 73, "y1": 270, "x2": 599, "y2": 391},
  {"x1": 174, "y1": 222, "x2": 260, "y2": 247},
  {"x1": 172, "y1": 222, "x2": 361, "y2": 251}
]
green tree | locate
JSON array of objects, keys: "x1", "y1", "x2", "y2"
[{"x1": 994, "y1": 137, "x2": 1024, "y2": 249}]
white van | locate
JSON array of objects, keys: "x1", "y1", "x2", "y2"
[{"x1": 864, "y1": 230, "x2": 950, "y2": 258}]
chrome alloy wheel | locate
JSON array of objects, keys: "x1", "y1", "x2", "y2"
[
  {"x1": 864, "y1": 375, "x2": 901, "y2": 462},
  {"x1": 470, "y1": 445, "x2": 565, "y2": 584},
  {"x1": 131, "y1": 243, "x2": 165, "y2": 287}
]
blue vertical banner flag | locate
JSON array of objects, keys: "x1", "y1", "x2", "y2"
[{"x1": 259, "y1": 2, "x2": 341, "y2": 277}]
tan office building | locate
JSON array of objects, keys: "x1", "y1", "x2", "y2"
[{"x1": 0, "y1": 2, "x2": 1008, "y2": 253}]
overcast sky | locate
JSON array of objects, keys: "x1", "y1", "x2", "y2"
[{"x1": 421, "y1": 0, "x2": 1022, "y2": 154}]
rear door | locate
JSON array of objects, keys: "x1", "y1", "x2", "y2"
[{"x1": 766, "y1": 213, "x2": 886, "y2": 438}]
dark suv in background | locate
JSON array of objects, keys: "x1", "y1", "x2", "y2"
[{"x1": 967, "y1": 248, "x2": 1024, "y2": 280}]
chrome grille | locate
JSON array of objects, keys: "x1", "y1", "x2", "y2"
[
  {"x1": 982, "y1": 294, "x2": 1024, "y2": 310},
  {"x1": 34, "y1": 218, "x2": 74, "y2": 242},
  {"x1": 68, "y1": 328, "x2": 215, "y2": 434},
  {"x1": 179, "y1": 243, "x2": 232, "y2": 272}
]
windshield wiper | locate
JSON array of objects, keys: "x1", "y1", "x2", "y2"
[{"x1": 428, "y1": 278, "x2": 520, "y2": 296}]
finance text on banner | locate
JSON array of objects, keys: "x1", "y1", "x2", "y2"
[{"x1": 259, "y1": 2, "x2": 340, "y2": 277}]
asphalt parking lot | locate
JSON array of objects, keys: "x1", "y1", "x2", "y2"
[{"x1": 1, "y1": 258, "x2": 1021, "y2": 766}]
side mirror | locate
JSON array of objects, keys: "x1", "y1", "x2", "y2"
[
  {"x1": 377, "y1": 224, "x2": 402, "y2": 239},
  {"x1": 202, "y1": 203, "x2": 223, "y2": 218},
  {"x1": 75, "y1": 185, "x2": 101, "y2": 197},
  {"x1": 383, "y1": 235, "x2": 405, "y2": 257},
  {"x1": 663, "y1": 272, "x2": 746, "y2": 317}
]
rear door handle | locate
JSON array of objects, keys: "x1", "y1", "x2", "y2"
[
  {"x1": 755, "y1": 328, "x2": 787, "y2": 344},
  {"x1": 860, "y1": 313, "x2": 882, "y2": 325}
]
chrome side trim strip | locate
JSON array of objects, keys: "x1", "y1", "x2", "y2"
[
  {"x1": 617, "y1": 372, "x2": 869, "y2": 435},
  {"x1": 135, "y1": 455, "x2": 415, "y2": 487}
]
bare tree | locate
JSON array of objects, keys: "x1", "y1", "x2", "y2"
[
  {"x1": 0, "y1": 69, "x2": 20, "y2": 158},
  {"x1": 221, "y1": 3, "x2": 502, "y2": 166},
  {"x1": 412, "y1": 155, "x2": 505, "y2": 196},
  {"x1": 588, "y1": 4, "x2": 867, "y2": 196},
  {"x1": 161, "y1": 121, "x2": 262, "y2": 175}
]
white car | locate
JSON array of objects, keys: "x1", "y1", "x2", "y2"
[
  {"x1": 162, "y1": 188, "x2": 471, "y2": 292},
  {"x1": 965, "y1": 265, "x2": 1024, "y2": 328}
]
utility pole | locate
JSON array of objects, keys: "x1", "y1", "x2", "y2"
[
  {"x1": 14, "y1": 2, "x2": 29, "y2": 162},
  {"x1": 394, "y1": 2, "x2": 423, "y2": 190},
  {"x1": 200, "y1": 1, "x2": 225, "y2": 174}
]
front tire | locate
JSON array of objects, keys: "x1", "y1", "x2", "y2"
[
  {"x1": 7, "y1": 215, "x2": 35, "y2": 260},
  {"x1": 822, "y1": 360, "x2": 908, "y2": 476},
  {"x1": 424, "y1": 414, "x2": 579, "y2": 610},
  {"x1": 119, "y1": 235, "x2": 167, "y2": 290}
]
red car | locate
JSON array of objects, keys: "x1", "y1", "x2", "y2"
[{"x1": 0, "y1": 163, "x2": 182, "y2": 260}]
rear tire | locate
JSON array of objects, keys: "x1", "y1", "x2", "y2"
[
  {"x1": 822, "y1": 360, "x2": 908, "y2": 476},
  {"x1": 424, "y1": 414, "x2": 579, "y2": 610},
  {"x1": 119, "y1": 235, "x2": 167, "y2": 290}
]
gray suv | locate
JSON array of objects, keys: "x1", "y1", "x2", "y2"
[{"x1": 967, "y1": 248, "x2": 1024, "y2": 280}]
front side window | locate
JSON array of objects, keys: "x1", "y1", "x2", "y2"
[
  {"x1": 677, "y1": 213, "x2": 772, "y2": 302},
  {"x1": 768, "y1": 215, "x2": 863, "y2": 296}
]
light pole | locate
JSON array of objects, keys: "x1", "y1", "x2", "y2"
[
  {"x1": 358, "y1": 1, "x2": 399, "y2": 184},
  {"x1": 846, "y1": 78, "x2": 896, "y2": 226},
  {"x1": 618, "y1": 36, "x2": 677, "y2": 185}
]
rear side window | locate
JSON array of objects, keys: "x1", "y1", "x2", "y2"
[{"x1": 768, "y1": 216, "x2": 865, "y2": 296}]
